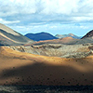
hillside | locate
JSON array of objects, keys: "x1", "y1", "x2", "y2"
[
  {"x1": 82, "y1": 30, "x2": 93, "y2": 39},
  {"x1": 25, "y1": 32, "x2": 58, "y2": 41},
  {"x1": 29, "y1": 37, "x2": 79, "y2": 45},
  {"x1": 0, "y1": 46, "x2": 93, "y2": 86},
  {"x1": 9, "y1": 43, "x2": 93, "y2": 58},
  {"x1": 31, "y1": 36, "x2": 93, "y2": 45},
  {"x1": 0, "y1": 23, "x2": 34, "y2": 46}
]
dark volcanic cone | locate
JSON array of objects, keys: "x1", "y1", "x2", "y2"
[{"x1": 81, "y1": 30, "x2": 93, "y2": 39}]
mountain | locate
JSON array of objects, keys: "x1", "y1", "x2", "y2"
[
  {"x1": 55, "y1": 33, "x2": 81, "y2": 39},
  {"x1": 81, "y1": 30, "x2": 93, "y2": 39},
  {"x1": 29, "y1": 37, "x2": 78, "y2": 45},
  {"x1": 0, "y1": 23, "x2": 34, "y2": 46},
  {"x1": 25, "y1": 32, "x2": 58, "y2": 41},
  {"x1": 29, "y1": 36, "x2": 93, "y2": 45}
]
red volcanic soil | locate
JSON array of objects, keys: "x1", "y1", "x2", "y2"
[
  {"x1": 26, "y1": 37, "x2": 78, "y2": 46},
  {"x1": 0, "y1": 46, "x2": 93, "y2": 86}
]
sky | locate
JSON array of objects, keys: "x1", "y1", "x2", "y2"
[{"x1": 0, "y1": 0, "x2": 93, "y2": 36}]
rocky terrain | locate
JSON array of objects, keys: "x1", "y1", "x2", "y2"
[
  {"x1": 1, "y1": 23, "x2": 93, "y2": 87},
  {"x1": 8, "y1": 43, "x2": 93, "y2": 58},
  {"x1": 8, "y1": 30, "x2": 93, "y2": 58}
]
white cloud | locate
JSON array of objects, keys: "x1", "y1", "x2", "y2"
[
  {"x1": 73, "y1": 17, "x2": 93, "y2": 22},
  {"x1": 0, "y1": 0, "x2": 93, "y2": 36},
  {"x1": 0, "y1": 0, "x2": 93, "y2": 16},
  {"x1": 0, "y1": 0, "x2": 37, "y2": 16},
  {"x1": 0, "y1": 18, "x2": 20, "y2": 24},
  {"x1": 41, "y1": 0, "x2": 80, "y2": 14}
]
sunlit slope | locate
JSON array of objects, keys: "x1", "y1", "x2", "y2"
[{"x1": 0, "y1": 47, "x2": 93, "y2": 85}]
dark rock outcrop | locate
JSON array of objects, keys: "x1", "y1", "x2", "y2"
[{"x1": 81, "y1": 30, "x2": 93, "y2": 39}]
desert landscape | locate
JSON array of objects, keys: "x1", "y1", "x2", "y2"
[
  {"x1": 0, "y1": 46, "x2": 93, "y2": 86},
  {"x1": 0, "y1": 24, "x2": 93, "y2": 92},
  {"x1": 0, "y1": 23, "x2": 93, "y2": 87},
  {"x1": 1, "y1": 0, "x2": 93, "y2": 92}
]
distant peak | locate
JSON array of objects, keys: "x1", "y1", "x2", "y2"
[
  {"x1": 25, "y1": 32, "x2": 57, "y2": 41},
  {"x1": 63, "y1": 37, "x2": 74, "y2": 39},
  {"x1": 68, "y1": 33, "x2": 74, "y2": 36}
]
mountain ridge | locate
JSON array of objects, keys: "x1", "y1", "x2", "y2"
[
  {"x1": 0, "y1": 23, "x2": 34, "y2": 46},
  {"x1": 25, "y1": 32, "x2": 58, "y2": 41},
  {"x1": 55, "y1": 33, "x2": 81, "y2": 39}
]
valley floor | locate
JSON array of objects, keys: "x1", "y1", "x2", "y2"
[{"x1": 0, "y1": 46, "x2": 93, "y2": 86}]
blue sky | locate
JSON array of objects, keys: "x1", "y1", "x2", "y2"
[{"x1": 0, "y1": 0, "x2": 93, "y2": 36}]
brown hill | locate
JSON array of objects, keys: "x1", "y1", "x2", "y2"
[
  {"x1": 0, "y1": 46, "x2": 93, "y2": 86},
  {"x1": 28, "y1": 37, "x2": 78, "y2": 45}
]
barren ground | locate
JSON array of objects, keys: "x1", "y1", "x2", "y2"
[{"x1": 0, "y1": 46, "x2": 93, "y2": 86}]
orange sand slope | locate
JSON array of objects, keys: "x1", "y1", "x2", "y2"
[{"x1": 0, "y1": 46, "x2": 93, "y2": 86}]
